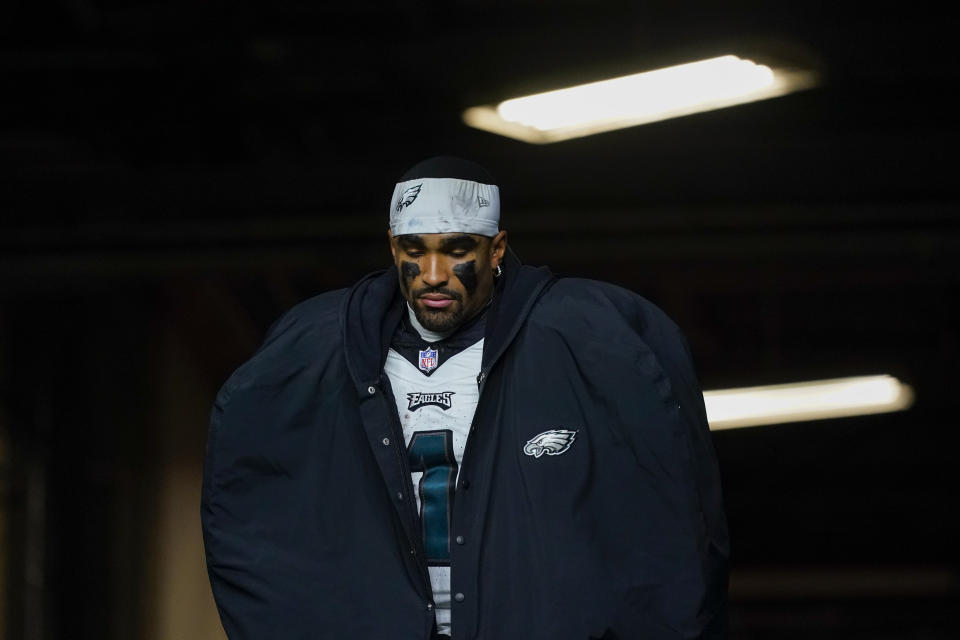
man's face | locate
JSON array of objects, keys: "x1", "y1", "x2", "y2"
[{"x1": 389, "y1": 230, "x2": 508, "y2": 334}]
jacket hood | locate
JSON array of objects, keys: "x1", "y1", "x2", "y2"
[{"x1": 340, "y1": 247, "x2": 555, "y2": 397}]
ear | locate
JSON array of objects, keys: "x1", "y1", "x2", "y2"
[
  {"x1": 489, "y1": 230, "x2": 508, "y2": 269},
  {"x1": 387, "y1": 229, "x2": 396, "y2": 262}
]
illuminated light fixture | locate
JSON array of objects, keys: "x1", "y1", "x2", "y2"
[
  {"x1": 704, "y1": 375, "x2": 914, "y2": 431},
  {"x1": 463, "y1": 55, "x2": 817, "y2": 143}
]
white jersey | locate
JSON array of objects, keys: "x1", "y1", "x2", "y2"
[{"x1": 383, "y1": 306, "x2": 484, "y2": 636}]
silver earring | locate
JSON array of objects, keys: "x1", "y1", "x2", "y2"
[{"x1": 494, "y1": 265, "x2": 503, "y2": 278}]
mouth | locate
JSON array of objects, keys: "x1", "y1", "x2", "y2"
[{"x1": 419, "y1": 294, "x2": 455, "y2": 309}]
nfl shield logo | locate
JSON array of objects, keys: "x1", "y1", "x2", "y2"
[{"x1": 419, "y1": 347, "x2": 438, "y2": 373}]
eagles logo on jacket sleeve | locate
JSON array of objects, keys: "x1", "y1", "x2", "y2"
[{"x1": 202, "y1": 248, "x2": 729, "y2": 640}]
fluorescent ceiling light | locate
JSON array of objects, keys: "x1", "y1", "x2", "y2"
[
  {"x1": 704, "y1": 375, "x2": 914, "y2": 431},
  {"x1": 463, "y1": 55, "x2": 817, "y2": 143}
]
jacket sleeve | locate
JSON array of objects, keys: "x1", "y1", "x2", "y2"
[
  {"x1": 630, "y1": 296, "x2": 730, "y2": 639},
  {"x1": 544, "y1": 279, "x2": 730, "y2": 638},
  {"x1": 555, "y1": 279, "x2": 729, "y2": 639},
  {"x1": 200, "y1": 292, "x2": 347, "y2": 640}
]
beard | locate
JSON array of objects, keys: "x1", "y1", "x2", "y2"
[
  {"x1": 412, "y1": 303, "x2": 467, "y2": 334},
  {"x1": 408, "y1": 286, "x2": 466, "y2": 334}
]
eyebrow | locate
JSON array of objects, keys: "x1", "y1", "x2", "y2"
[
  {"x1": 396, "y1": 235, "x2": 427, "y2": 250},
  {"x1": 438, "y1": 235, "x2": 479, "y2": 252}
]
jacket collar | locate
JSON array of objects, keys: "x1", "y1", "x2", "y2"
[{"x1": 340, "y1": 247, "x2": 555, "y2": 398}]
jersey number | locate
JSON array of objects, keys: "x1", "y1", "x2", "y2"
[{"x1": 407, "y1": 430, "x2": 458, "y2": 565}]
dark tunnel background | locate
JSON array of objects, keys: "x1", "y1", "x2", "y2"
[{"x1": 1, "y1": 2, "x2": 958, "y2": 638}]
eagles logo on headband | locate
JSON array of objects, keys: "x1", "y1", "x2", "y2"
[
  {"x1": 389, "y1": 156, "x2": 501, "y2": 237},
  {"x1": 395, "y1": 184, "x2": 422, "y2": 212}
]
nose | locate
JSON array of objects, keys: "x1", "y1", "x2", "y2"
[{"x1": 421, "y1": 254, "x2": 448, "y2": 287}]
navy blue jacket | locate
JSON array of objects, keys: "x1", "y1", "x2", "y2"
[{"x1": 202, "y1": 250, "x2": 729, "y2": 639}]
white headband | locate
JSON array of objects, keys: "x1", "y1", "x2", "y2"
[{"x1": 389, "y1": 177, "x2": 500, "y2": 237}]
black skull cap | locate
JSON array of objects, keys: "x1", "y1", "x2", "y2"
[{"x1": 399, "y1": 156, "x2": 497, "y2": 185}]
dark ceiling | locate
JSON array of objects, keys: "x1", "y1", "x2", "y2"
[
  {"x1": 3, "y1": 2, "x2": 958, "y2": 223},
  {"x1": 1, "y1": 2, "x2": 958, "y2": 638}
]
